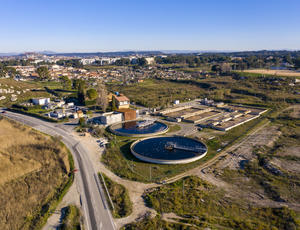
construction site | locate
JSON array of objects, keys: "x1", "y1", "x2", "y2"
[{"x1": 158, "y1": 99, "x2": 267, "y2": 131}]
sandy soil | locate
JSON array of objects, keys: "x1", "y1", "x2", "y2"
[
  {"x1": 271, "y1": 158, "x2": 300, "y2": 174},
  {"x1": 216, "y1": 125, "x2": 281, "y2": 170},
  {"x1": 278, "y1": 146, "x2": 300, "y2": 158}
]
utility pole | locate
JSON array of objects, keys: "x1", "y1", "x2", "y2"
[{"x1": 149, "y1": 166, "x2": 152, "y2": 181}]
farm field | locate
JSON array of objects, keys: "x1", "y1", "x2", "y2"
[
  {"x1": 239, "y1": 69, "x2": 300, "y2": 77},
  {"x1": 0, "y1": 117, "x2": 73, "y2": 230}
]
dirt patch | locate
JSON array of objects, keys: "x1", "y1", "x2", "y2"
[
  {"x1": 271, "y1": 158, "x2": 300, "y2": 174},
  {"x1": 278, "y1": 146, "x2": 300, "y2": 158},
  {"x1": 216, "y1": 125, "x2": 281, "y2": 170},
  {"x1": 290, "y1": 106, "x2": 300, "y2": 119}
]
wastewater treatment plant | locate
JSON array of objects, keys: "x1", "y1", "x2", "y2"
[
  {"x1": 131, "y1": 136, "x2": 207, "y2": 164},
  {"x1": 109, "y1": 119, "x2": 207, "y2": 164}
]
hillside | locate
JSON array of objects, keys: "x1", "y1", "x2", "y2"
[{"x1": 0, "y1": 117, "x2": 72, "y2": 230}]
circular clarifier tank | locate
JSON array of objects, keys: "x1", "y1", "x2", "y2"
[
  {"x1": 131, "y1": 136, "x2": 207, "y2": 164},
  {"x1": 109, "y1": 120, "x2": 168, "y2": 137}
]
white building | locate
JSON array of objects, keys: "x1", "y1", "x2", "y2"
[
  {"x1": 80, "y1": 58, "x2": 96, "y2": 65},
  {"x1": 95, "y1": 112, "x2": 123, "y2": 125},
  {"x1": 145, "y1": 57, "x2": 155, "y2": 65},
  {"x1": 32, "y1": 97, "x2": 50, "y2": 106}
]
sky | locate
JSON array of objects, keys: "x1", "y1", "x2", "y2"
[{"x1": 1, "y1": 0, "x2": 300, "y2": 53}]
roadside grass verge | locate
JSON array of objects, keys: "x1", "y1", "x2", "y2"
[
  {"x1": 98, "y1": 173, "x2": 132, "y2": 218},
  {"x1": 58, "y1": 205, "x2": 82, "y2": 230}
]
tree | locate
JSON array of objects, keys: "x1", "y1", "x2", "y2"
[
  {"x1": 86, "y1": 88, "x2": 98, "y2": 100},
  {"x1": 137, "y1": 57, "x2": 147, "y2": 66},
  {"x1": 211, "y1": 64, "x2": 221, "y2": 73},
  {"x1": 37, "y1": 66, "x2": 50, "y2": 80},
  {"x1": 79, "y1": 117, "x2": 86, "y2": 127},
  {"x1": 294, "y1": 57, "x2": 300, "y2": 69},
  {"x1": 72, "y1": 79, "x2": 80, "y2": 89},
  {"x1": 111, "y1": 95, "x2": 117, "y2": 111},
  {"x1": 77, "y1": 79, "x2": 86, "y2": 104},
  {"x1": 96, "y1": 82, "x2": 108, "y2": 112},
  {"x1": 60, "y1": 76, "x2": 71, "y2": 89},
  {"x1": 6, "y1": 67, "x2": 17, "y2": 78},
  {"x1": 115, "y1": 58, "x2": 130, "y2": 66},
  {"x1": 0, "y1": 64, "x2": 7, "y2": 78}
]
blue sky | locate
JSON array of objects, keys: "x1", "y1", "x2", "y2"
[{"x1": 1, "y1": 0, "x2": 300, "y2": 52}]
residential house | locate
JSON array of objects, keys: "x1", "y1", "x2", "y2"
[{"x1": 113, "y1": 94, "x2": 130, "y2": 109}]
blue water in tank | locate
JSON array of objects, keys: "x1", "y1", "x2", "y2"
[
  {"x1": 114, "y1": 120, "x2": 168, "y2": 135},
  {"x1": 132, "y1": 136, "x2": 207, "y2": 161}
]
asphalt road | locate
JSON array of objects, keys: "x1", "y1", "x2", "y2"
[{"x1": 1, "y1": 110, "x2": 116, "y2": 230}]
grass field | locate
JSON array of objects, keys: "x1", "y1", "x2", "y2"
[
  {"x1": 108, "y1": 79, "x2": 207, "y2": 108},
  {"x1": 127, "y1": 176, "x2": 299, "y2": 230},
  {"x1": 0, "y1": 117, "x2": 72, "y2": 230},
  {"x1": 108, "y1": 75, "x2": 300, "y2": 109}
]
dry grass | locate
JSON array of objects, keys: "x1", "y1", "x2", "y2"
[
  {"x1": 242, "y1": 69, "x2": 300, "y2": 77},
  {"x1": 0, "y1": 117, "x2": 70, "y2": 230}
]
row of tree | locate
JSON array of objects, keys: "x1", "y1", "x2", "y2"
[
  {"x1": 56, "y1": 59, "x2": 83, "y2": 68},
  {"x1": 113, "y1": 57, "x2": 147, "y2": 66},
  {"x1": 155, "y1": 53, "x2": 300, "y2": 70}
]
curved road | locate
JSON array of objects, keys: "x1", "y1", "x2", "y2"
[{"x1": 2, "y1": 110, "x2": 115, "y2": 230}]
